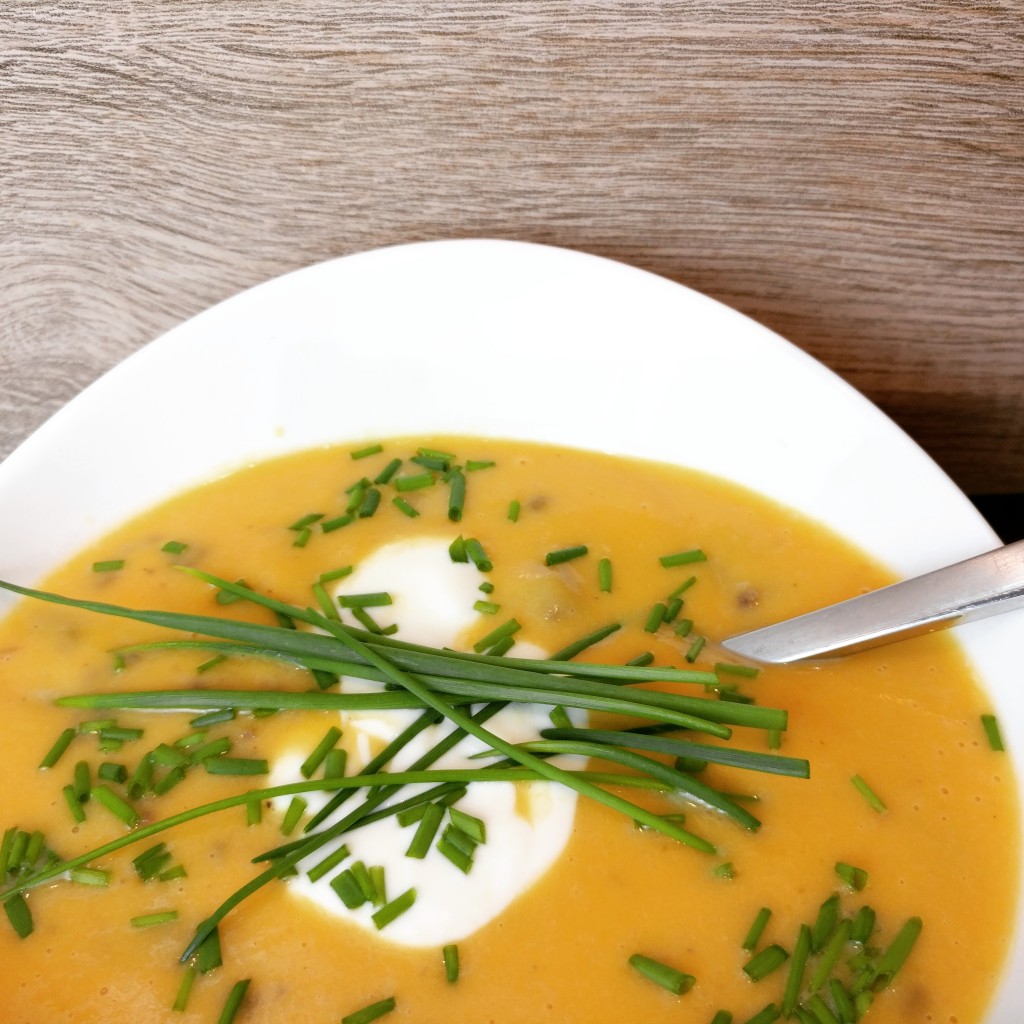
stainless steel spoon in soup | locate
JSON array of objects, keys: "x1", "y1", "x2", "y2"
[{"x1": 722, "y1": 538, "x2": 1024, "y2": 665}]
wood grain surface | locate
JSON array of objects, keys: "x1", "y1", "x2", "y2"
[{"x1": 2, "y1": 1, "x2": 1022, "y2": 492}]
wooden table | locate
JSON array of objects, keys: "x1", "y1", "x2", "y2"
[{"x1": 3, "y1": 1, "x2": 1022, "y2": 499}]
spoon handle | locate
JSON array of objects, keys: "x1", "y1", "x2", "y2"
[{"x1": 721, "y1": 539, "x2": 1024, "y2": 664}]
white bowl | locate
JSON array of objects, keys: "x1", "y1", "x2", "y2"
[{"x1": 1, "y1": 239, "x2": 1020, "y2": 1018}]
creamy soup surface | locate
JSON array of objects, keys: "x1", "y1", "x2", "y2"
[{"x1": 0, "y1": 438, "x2": 1018, "y2": 1024}]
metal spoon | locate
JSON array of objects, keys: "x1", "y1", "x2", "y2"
[{"x1": 721, "y1": 539, "x2": 1024, "y2": 665}]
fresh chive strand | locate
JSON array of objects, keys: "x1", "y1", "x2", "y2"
[
  {"x1": 744, "y1": 943, "x2": 789, "y2": 982},
  {"x1": 809, "y1": 918, "x2": 852, "y2": 992},
  {"x1": 548, "y1": 622, "x2": 621, "y2": 662},
  {"x1": 781, "y1": 923, "x2": 811, "y2": 1017},
  {"x1": 627, "y1": 953, "x2": 695, "y2": 995},
  {"x1": 406, "y1": 803, "x2": 445, "y2": 859},
  {"x1": 371, "y1": 887, "x2": 416, "y2": 930},
  {"x1": 869, "y1": 917, "x2": 923, "y2": 992},
  {"x1": 39, "y1": 727, "x2": 76, "y2": 769},
  {"x1": 300, "y1": 726, "x2": 343, "y2": 779},
  {"x1": 743, "y1": 906, "x2": 773, "y2": 950},
  {"x1": 217, "y1": 978, "x2": 251, "y2": 1024},
  {"x1": 659, "y1": 548, "x2": 707, "y2": 567},
  {"x1": 443, "y1": 942, "x2": 460, "y2": 982},
  {"x1": 981, "y1": 713, "x2": 1005, "y2": 751},
  {"x1": 172, "y1": 966, "x2": 197, "y2": 1012},
  {"x1": 131, "y1": 910, "x2": 179, "y2": 928},
  {"x1": 342, "y1": 996, "x2": 396, "y2": 1024},
  {"x1": 544, "y1": 544, "x2": 588, "y2": 566},
  {"x1": 597, "y1": 557, "x2": 612, "y2": 592},
  {"x1": 350, "y1": 443, "x2": 383, "y2": 460},
  {"x1": 851, "y1": 773, "x2": 887, "y2": 813}
]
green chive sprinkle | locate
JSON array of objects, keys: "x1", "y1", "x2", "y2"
[
  {"x1": 93, "y1": 784, "x2": 140, "y2": 827},
  {"x1": 744, "y1": 1004, "x2": 781, "y2": 1024},
  {"x1": 443, "y1": 943, "x2": 460, "y2": 983},
  {"x1": 850, "y1": 905, "x2": 876, "y2": 944},
  {"x1": 644, "y1": 602, "x2": 667, "y2": 633},
  {"x1": 172, "y1": 967, "x2": 197, "y2": 1012},
  {"x1": 280, "y1": 796, "x2": 307, "y2": 836},
  {"x1": 69, "y1": 866, "x2": 110, "y2": 886},
  {"x1": 473, "y1": 600, "x2": 501, "y2": 615},
  {"x1": 981, "y1": 713, "x2": 1005, "y2": 751},
  {"x1": 851, "y1": 773, "x2": 887, "y2": 813},
  {"x1": 448, "y1": 469, "x2": 466, "y2": 522},
  {"x1": 714, "y1": 861, "x2": 736, "y2": 879},
  {"x1": 307, "y1": 843, "x2": 350, "y2": 884},
  {"x1": 394, "y1": 472, "x2": 434, "y2": 493},
  {"x1": 464, "y1": 538, "x2": 492, "y2": 572},
  {"x1": 323, "y1": 748, "x2": 347, "y2": 780},
  {"x1": 810, "y1": 894, "x2": 840, "y2": 953},
  {"x1": 466, "y1": 460, "x2": 494, "y2": 472},
  {"x1": 674, "y1": 618, "x2": 693, "y2": 637},
  {"x1": 321, "y1": 513, "x2": 354, "y2": 533},
  {"x1": 710, "y1": 1013, "x2": 733, "y2": 1024},
  {"x1": 338, "y1": 591, "x2": 394, "y2": 609},
  {"x1": 685, "y1": 636, "x2": 706, "y2": 663},
  {"x1": 742, "y1": 906, "x2": 773, "y2": 950},
  {"x1": 351, "y1": 443, "x2": 384, "y2": 460},
  {"x1": 627, "y1": 953, "x2": 695, "y2": 995},
  {"x1": 437, "y1": 834, "x2": 474, "y2": 873},
  {"x1": 371, "y1": 458, "x2": 401, "y2": 485},
  {"x1": 406, "y1": 803, "x2": 445, "y2": 859},
  {"x1": 92, "y1": 559, "x2": 125, "y2": 573},
  {"x1": 716, "y1": 662, "x2": 760, "y2": 679},
  {"x1": 659, "y1": 548, "x2": 707, "y2": 568},
  {"x1": 663, "y1": 597, "x2": 683, "y2": 623},
  {"x1": 358, "y1": 487, "x2": 381, "y2": 518},
  {"x1": 545, "y1": 545, "x2": 588, "y2": 566},
  {"x1": 598, "y1": 557, "x2": 612, "y2": 592},
  {"x1": 131, "y1": 910, "x2": 179, "y2": 928},
  {"x1": 319, "y1": 566, "x2": 354, "y2": 584},
  {"x1": 626, "y1": 651, "x2": 654, "y2": 667},
  {"x1": 190, "y1": 708, "x2": 236, "y2": 728},
  {"x1": 809, "y1": 917, "x2": 851, "y2": 992},
  {"x1": 668, "y1": 575, "x2": 698, "y2": 600},
  {"x1": 835, "y1": 861, "x2": 869, "y2": 891},
  {"x1": 549, "y1": 705, "x2": 572, "y2": 729},
  {"x1": 392, "y1": 496, "x2": 420, "y2": 518},
  {"x1": 548, "y1": 622, "x2": 621, "y2": 662},
  {"x1": 472, "y1": 618, "x2": 521, "y2": 654},
  {"x1": 781, "y1": 923, "x2": 811, "y2": 1017},
  {"x1": 507, "y1": 499, "x2": 521, "y2": 522},
  {"x1": 448, "y1": 807, "x2": 487, "y2": 844},
  {"x1": 371, "y1": 888, "x2": 416, "y2": 930},
  {"x1": 162, "y1": 540, "x2": 189, "y2": 554},
  {"x1": 289, "y1": 513, "x2": 324, "y2": 531},
  {"x1": 39, "y1": 727, "x2": 76, "y2": 769},
  {"x1": 217, "y1": 979, "x2": 251, "y2": 1024},
  {"x1": 300, "y1": 726, "x2": 343, "y2": 779},
  {"x1": 246, "y1": 797, "x2": 263, "y2": 827},
  {"x1": 63, "y1": 784, "x2": 87, "y2": 823},
  {"x1": 744, "y1": 943, "x2": 789, "y2": 982},
  {"x1": 203, "y1": 757, "x2": 269, "y2": 777},
  {"x1": 351, "y1": 861, "x2": 377, "y2": 903},
  {"x1": 869, "y1": 917, "x2": 922, "y2": 991},
  {"x1": 342, "y1": 996, "x2": 396, "y2": 1024},
  {"x1": 369, "y1": 865, "x2": 387, "y2": 907}
]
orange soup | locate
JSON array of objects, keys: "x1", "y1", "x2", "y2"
[{"x1": 0, "y1": 438, "x2": 1017, "y2": 1024}]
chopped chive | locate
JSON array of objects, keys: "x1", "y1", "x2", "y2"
[
  {"x1": 345, "y1": 479, "x2": 368, "y2": 513},
  {"x1": 369, "y1": 865, "x2": 387, "y2": 907},
  {"x1": 644, "y1": 602, "x2": 667, "y2": 633},
  {"x1": 406, "y1": 803, "x2": 445, "y2": 859},
  {"x1": 330, "y1": 869, "x2": 365, "y2": 908},
  {"x1": 766, "y1": 728, "x2": 782, "y2": 750},
  {"x1": 217, "y1": 979, "x2": 251, "y2": 1024},
  {"x1": 466, "y1": 459, "x2": 495, "y2": 471},
  {"x1": 307, "y1": 843, "x2": 350, "y2": 884},
  {"x1": 172, "y1": 966, "x2": 197, "y2": 1012},
  {"x1": 659, "y1": 549, "x2": 707, "y2": 568},
  {"x1": 215, "y1": 580, "x2": 249, "y2": 606},
  {"x1": 809, "y1": 918, "x2": 852, "y2": 992},
  {"x1": 72, "y1": 760, "x2": 91, "y2": 801},
  {"x1": 626, "y1": 651, "x2": 654, "y2": 667},
  {"x1": 449, "y1": 535, "x2": 468, "y2": 563},
  {"x1": 545, "y1": 544, "x2": 588, "y2": 566},
  {"x1": 372, "y1": 887, "x2": 416, "y2": 929},
  {"x1": 191, "y1": 737, "x2": 232, "y2": 762},
  {"x1": 23, "y1": 830, "x2": 45, "y2": 868},
  {"x1": 203, "y1": 757, "x2": 269, "y2": 776},
  {"x1": 851, "y1": 773, "x2": 887, "y2": 813},
  {"x1": 153, "y1": 766, "x2": 187, "y2": 797},
  {"x1": 292, "y1": 528, "x2": 311, "y2": 548},
  {"x1": 627, "y1": 953, "x2": 695, "y2": 995},
  {"x1": 981, "y1": 713, "x2": 1005, "y2": 751},
  {"x1": 374, "y1": 458, "x2": 403, "y2": 485},
  {"x1": 392, "y1": 496, "x2": 420, "y2": 518},
  {"x1": 162, "y1": 540, "x2": 189, "y2": 554},
  {"x1": 63, "y1": 784, "x2": 86, "y2": 823},
  {"x1": 289, "y1": 513, "x2": 324, "y2": 531},
  {"x1": 319, "y1": 566, "x2": 354, "y2": 585},
  {"x1": 448, "y1": 469, "x2": 466, "y2": 522},
  {"x1": 440, "y1": 823, "x2": 478, "y2": 858},
  {"x1": 781, "y1": 923, "x2": 811, "y2": 1017},
  {"x1": 743, "y1": 906, "x2": 773, "y2": 950},
  {"x1": 668, "y1": 575, "x2": 698, "y2": 600},
  {"x1": 197, "y1": 654, "x2": 226, "y2": 674},
  {"x1": 246, "y1": 797, "x2": 263, "y2": 827},
  {"x1": 472, "y1": 618, "x2": 521, "y2": 654},
  {"x1": 829, "y1": 978, "x2": 855, "y2": 1022},
  {"x1": 473, "y1": 600, "x2": 501, "y2": 615},
  {"x1": 312, "y1": 582, "x2": 340, "y2": 621},
  {"x1": 744, "y1": 943, "x2": 789, "y2": 982},
  {"x1": 321, "y1": 513, "x2": 354, "y2": 533},
  {"x1": 300, "y1": 726, "x2": 343, "y2": 779},
  {"x1": 349, "y1": 606, "x2": 398, "y2": 635},
  {"x1": 77, "y1": 718, "x2": 118, "y2": 733},
  {"x1": 478, "y1": 581, "x2": 495, "y2": 594},
  {"x1": 396, "y1": 804, "x2": 430, "y2": 827},
  {"x1": 195, "y1": 925, "x2": 223, "y2": 973},
  {"x1": 70, "y1": 866, "x2": 110, "y2": 886},
  {"x1": 98, "y1": 726, "x2": 144, "y2": 742},
  {"x1": 850, "y1": 905, "x2": 876, "y2": 944},
  {"x1": 507, "y1": 499, "x2": 521, "y2": 522},
  {"x1": 868, "y1": 917, "x2": 923, "y2": 991},
  {"x1": 350, "y1": 861, "x2": 377, "y2": 903},
  {"x1": 92, "y1": 784, "x2": 140, "y2": 827},
  {"x1": 358, "y1": 487, "x2": 381, "y2": 518},
  {"x1": 5, "y1": 893, "x2": 33, "y2": 938},
  {"x1": 674, "y1": 618, "x2": 693, "y2": 637},
  {"x1": 549, "y1": 622, "x2": 621, "y2": 662},
  {"x1": 131, "y1": 910, "x2": 179, "y2": 928},
  {"x1": 464, "y1": 538, "x2": 492, "y2": 572},
  {"x1": 351, "y1": 443, "x2": 384, "y2": 460},
  {"x1": 448, "y1": 807, "x2": 486, "y2": 844},
  {"x1": 338, "y1": 592, "x2": 393, "y2": 609},
  {"x1": 835, "y1": 861, "x2": 869, "y2": 891},
  {"x1": 437, "y1": 834, "x2": 474, "y2": 873},
  {"x1": 663, "y1": 597, "x2": 683, "y2": 623},
  {"x1": 92, "y1": 559, "x2": 125, "y2": 573},
  {"x1": 710, "y1": 1013, "x2": 733, "y2": 1024},
  {"x1": 323, "y1": 748, "x2": 347, "y2": 780},
  {"x1": 716, "y1": 662, "x2": 760, "y2": 679},
  {"x1": 411, "y1": 455, "x2": 449, "y2": 472},
  {"x1": 394, "y1": 472, "x2": 434, "y2": 493},
  {"x1": 418, "y1": 446, "x2": 456, "y2": 461},
  {"x1": 714, "y1": 861, "x2": 736, "y2": 879},
  {"x1": 486, "y1": 635, "x2": 516, "y2": 657},
  {"x1": 685, "y1": 636, "x2": 706, "y2": 662},
  {"x1": 159, "y1": 864, "x2": 188, "y2": 883},
  {"x1": 39, "y1": 727, "x2": 76, "y2": 769},
  {"x1": 342, "y1": 996, "x2": 396, "y2": 1024},
  {"x1": 280, "y1": 797, "x2": 307, "y2": 836},
  {"x1": 549, "y1": 705, "x2": 572, "y2": 729},
  {"x1": 190, "y1": 709, "x2": 236, "y2": 728},
  {"x1": 811, "y1": 894, "x2": 841, "y2": 953},
  {"x1": 443, "y1": 942, "x2": 460, "y2": 982},
  {"x1": 597, "y1": 557, "x2": 612, "y2": 593}
]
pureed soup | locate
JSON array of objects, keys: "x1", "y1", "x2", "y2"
[{"x1": 0, "y1": 438, "x2": 1017, "y2": 1024}]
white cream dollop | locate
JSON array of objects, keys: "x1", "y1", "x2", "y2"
[{"x1": 271, "y1": 537, "x2": 580, "y2": 946}]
